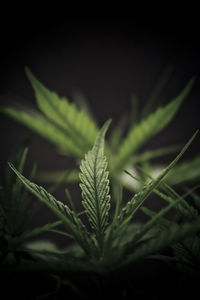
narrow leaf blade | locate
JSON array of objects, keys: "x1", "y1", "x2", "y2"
[
  {"x1": 114, "y1": 78, "x2": 195, "y2": 171},
  {"x1": 2, "y1": 107, "x2": 83, "y2": 157},
  {"x1": 121, "y1": 216, "x2": 200, "y2": 267},
  {"x1": 79, "y1": 120, "x2": 111, "y2": 247},
  {"x1": 25, "y1": 67, "x2": 99, "y2": 154},
  {"x1": 116, "y1": 130, "x2": 199, "y2": 229},
  {"x1": 8, "y1": 162, "x2": 92, "y2": 255}
]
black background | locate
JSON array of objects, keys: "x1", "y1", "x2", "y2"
[
  {"x1": 0, "y1": 11, "x2": 200, "y2": 235},
  {"x1": 0, "y1": 10, "x2": 200, "y2": 299}
]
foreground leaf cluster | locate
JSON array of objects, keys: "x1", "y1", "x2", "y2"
[
  {"x1": 6, "y1": 124, "x2": 200, "y2": 275},
  {"x1": 1, "y1": 69, "x2": 200, "y2": 189},
  {"x1": 1, "y1": 69, "x2": 200, "y2": 299}
]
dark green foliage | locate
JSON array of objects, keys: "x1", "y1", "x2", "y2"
[
  {"x1": 1, "y1": 69, "x2": 200, "y2": 299},
  {"x1": 1, "y1": 69, "x2": 199, "y2": 189},
  {"x1": 7, "y1": 125, "x2": 200, "y2": 276},
  {"x1": 147, "y1": 188, "x2": 200, "y2": 279},
  {"x1": 0, "y1": 147, "x2": 61, "y2": 262},
  {"x1": 112, "y1": 78, "x2": 195, "y2": 172}
]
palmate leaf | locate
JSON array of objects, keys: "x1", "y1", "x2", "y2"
[
  {"x1": 8, "y1": 163, "x2": 92, "y2": 256},
  {"x1": 25, "y1": 68, "x2": 99, "y2": 156},
  {"x1": 113, "y1": 78, "x2": 195, "y2": 172},
  {"x1": 116, "y1": 130, "x2": 198, "y2": 231},
  {"x1": 79, "y1": 120, "x2": 111, "y2": 248}
]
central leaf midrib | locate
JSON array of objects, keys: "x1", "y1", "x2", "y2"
[{"x1": 93, "y1": 148, "x2": 102, "y2": 238}]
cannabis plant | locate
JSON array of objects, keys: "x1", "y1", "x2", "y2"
[
  {"x1": 1, "y1": 68, "x2": 200, "y2": 299},
  {"x1": 1, "y1": 68, "x2": 200, "y2": 192},
  {"x1": 7, "y1": 123, "x2": 200, "y2": 275}
]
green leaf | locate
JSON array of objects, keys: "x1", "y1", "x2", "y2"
[
  {"x1": 129, "y1": 163, "x2": 200, "y2": 221},
  {"x1": 2, "y1": 107, "x2": 84, "y2": 157},
  {"x1": 25, "y1": 240, "x2": 62, "y2": 255},
  {"x1": 48, "y1": 228, "x2": 74, "y2": 240},
  {"x1": 25, "y1": 67, "x2": 99, "y2": 155},
  {"x1": 8, "y1": 162, "x2": 92, "y2": 255},
  {"x1": 141, "y1": 64, "x2": 174, "y2": 119},
  {"x1": 156, "y1": 184, "x2": 199, "y2": 221},
  {"x1": 166, "y1": 155, "x2": 200, "y2": 186},
  {"x1": 116, "y1": 130, "x2": 198, "y2": 231},
  {"x1": 79, "y1": 120, "x2": 111, "y2": 248},
  {"x1": 11, "y1": 220, "x2": 62, "y2": 246},
  {"x1": 113, "y1": 78, "x2": 195, "y2": 171},
  {"x1": 130, "y1": 144, "x2": 180, "y2": 165},
  {"x1": 141, "y1": 206, "x2": 175, "y2": 231},
  {"x1": 128, "y1": 195, "x2": 181, "y2": 246},
  {"x1": 0, "y1": 147, "x2": 32, "y2": 237},
  {"x1": 109, "y1": 115, "x2": 128, "y2": 151},
  {"x1": 120, "y1": 215, "x2": 200, "y2": 267},
  {"x1": 13, "y1": 147, "x2": 29, "y2": 201},
  {"x1": 173, "y1": 236, "x2": 200, "y2": 267}
]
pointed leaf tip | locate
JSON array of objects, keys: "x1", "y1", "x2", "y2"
[
  {"x1": 101, "y1": 119, "x2": 112, "y2": 136},
  {"x1": 25, "y1": 67, "x2": 36, "y2": 83},
  {"x1": 8, "y1": 161, "x2": 13, "y2": 169},
  {"x1": 93, "y1": 119, "x2": 112, "y2": 150},
  {"x1": 79, "y1": 119, "x2": 111, "y2": 246},
  {"x1": 24, "y1": 66, "x2": 32, "y2": 77},
  {"x1": 190, "y1": 76, "x2": 196, "y2": 85}
]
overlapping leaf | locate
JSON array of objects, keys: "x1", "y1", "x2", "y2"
[
  {"x1": 2, "y1": 68, "x2": 99, "y2": 158},
  {"x1": 11, "y1": 220, "x2": 62, "y2": 247},
  {"x1": 116, "y1": 131, "x2": 198, "y2": 231},
  {"x1": 8, "y1": 163, "x2": 92, "y2": 255},
  {"x1": 120, "y1": 215, "x2": 200, "y2": 268},
  {"x1": 25, "y1": 68, "x2": 98, "y2": 155},
  {"x1": 113, "y1": 78, "x2": 195, "y2": 171},
  {"x1": 166, "y1": 155, "x2": 200, "y2": 186},
  {"x1": 2, "y1": 108, "x2": 84, "y2": 157}
]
